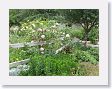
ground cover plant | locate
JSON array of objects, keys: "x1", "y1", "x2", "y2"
[{"x1": 9, "y1": 9, "x2": 99, "y2": 76}]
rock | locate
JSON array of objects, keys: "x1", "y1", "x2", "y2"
[
  {"x1": 9, "y1": 68, "x2": 19, "y2": 76},
  {"x1": 9, "y1": 64, "x2": 29, "y2": 76}
]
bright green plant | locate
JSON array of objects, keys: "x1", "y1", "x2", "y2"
[{"x1": 20, "y1": 53, "x2": 80, "y2": 76}]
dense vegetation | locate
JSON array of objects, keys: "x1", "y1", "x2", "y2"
[{"x1": 9, "y1": 9, "x2": 99, "y2": 76}]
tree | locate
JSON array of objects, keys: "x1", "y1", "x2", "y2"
[
  {"x1": 63, "y1": 9, "x2": 99, "y2": 46},
  {"x1": 9, "y1": 9, "x2": 60, "y2": 27}
]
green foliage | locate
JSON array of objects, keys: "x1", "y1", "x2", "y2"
[
  {"x1": 9, "y1": 9, "x2": 60, "y2": 26},
  {"x1": 9, "y1": 46, "x2": 39, "y2": 63},
  {"x1": 9, "y1": 9, "x2": 99, "y2": 76},
  {"x1": 88, "y1": 28, "x2": 99, "y2": 44},
  {"x1": 20, "y1": 53, "x2": 80, "y2": 76},
  {"x1": 75, "y1": 50, "x2": 98, "y2": 64},
  {"x1": 87, "y1": 47, "x2": 99, "y2": 61},
  {"x1": 9, "y1": 48, "x2": 28, "y2": 63},
  {"x1": 63, "y1": 9, "x2": 99, "y2": 29},
  {"x1": 63, "y1": 9, "x2": 99, "y2": 43},
  {"x1": 70, "y1": 29, "x2": 84, "y2": 40}
]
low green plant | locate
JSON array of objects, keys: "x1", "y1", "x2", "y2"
[
  {"x1": 75, "y1": 50, "x2": 98, "y2": 64},
  {"x1": 20, "y1": 53, "x2": 80, "y2": 76},
  {"x1": 9, "y1": 48, "x2": 28, "y2": 63},
  {"x1": 87, "y1": 47, "x2": 99, "y2": 61}
]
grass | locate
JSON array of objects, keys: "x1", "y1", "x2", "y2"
[{"x1": 79, "y1": 62, "x2": 99, "y2": 76}]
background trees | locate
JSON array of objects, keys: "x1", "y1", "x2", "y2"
[
  {"x1": 62, "y1": 9, "x2": 99, "y2": 46},
  {"x1": 9, "y1": 9, "x2": 99, "y2": 46}
]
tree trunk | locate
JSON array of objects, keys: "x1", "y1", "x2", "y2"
[{"x1": 84, "y1": 33, "x2": 88, "y2": 47}]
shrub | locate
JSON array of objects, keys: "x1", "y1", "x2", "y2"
[
  {"x1": 88, "y1": 28, "x2": 99, "y2": 44},
  {"x1": 75, "y1": 50, "x2": 98, "y2": 64},
  {"x1": 20, "y1": 53, "x2": 80, "y2": 76},
  {"x1": 87, "y1": 48, "x2": 99, "y2": 61}
]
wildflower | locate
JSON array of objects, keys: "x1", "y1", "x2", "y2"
[
  {"x1": 55, "y1": 23, "x2": 59, "y2": 26},
  {"x1": 32, "y1": 30, "x2": 35, "y2": 33},
  {"x1": 41, "y1": 35, "x2": 45, "y2": 39},
  {"x1": 47, "y1": 30, "x2": 50, "y2": 32},
  {"x1": 31, "y1": 41, "x2": 34, "y2": 43},
  {"x1": 37, "y1": 28, "x2": 43, "y2": 32},
  {"x1": 40, "y1": 47, "x2": 44, "y2": 51},
  {"x1": 41, "y1": 52, "x2": 44, "y2": 54},
  {"x1": 32, "y1": 24, "x2": 36, "y2": 28},
  {"x1": 60, "y1": 37, "x2": 64, "y2": 41},
  {"x1": 51, "y1": 25, "x2": 56, "y2": 28},
  {"x1": 66, "y1": 34, "x2": 70, "y2": 38},
  {"x1": 61, "y1": 43, "x2": 63, "y2": 46},
  {"x1": 26, "y1": 26, "x2": 28, "y2": 29},
  {"x1": 49, "y1": 42, "x2": 52, "y2": 45},
  {"x1": 13, "y1": 26, "x2": 19, "y2": 31},
  {"x1": 63, "y1": 32, "x2": 65, "y2": 35}
]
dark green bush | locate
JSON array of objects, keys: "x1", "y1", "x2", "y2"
[{"x1": 9, "y1": 9, "x2": 60, "y2": 26}]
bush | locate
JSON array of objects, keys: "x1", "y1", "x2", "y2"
[
  {"x1": 20, "y1": 53, "x2": 80, "y2": 76},
  {"x1": 9, "y1": 9, "x2": 60, "y2": 26},
  {"x1": 87, "y1": 48, "x2": 99, "y2": 61},
  {"x1": 75, "y1": 50, "x2": 98, "y2": 64},
  {"x1": 88, "y1": 28, "x2": 99, "y2": 44},
  {"x1": 70, "y1": 29, "x2": 84, "y2": 40}
]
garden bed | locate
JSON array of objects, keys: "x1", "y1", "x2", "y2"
[{"x1": 9, "y1": 9, "x2": 99, "y2": 76}]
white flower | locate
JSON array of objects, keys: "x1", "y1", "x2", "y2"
[
  {"x1": 41, "y1": 35, "x2": 45, "y2": 39},
  {"x1": 55, "y1": 23, "x2": 59, "y2": 26},
  {"x1": 26, "y1": 26, "x2": 28, "y2": 29},
  {"x1": 60, "y1": 37, "x2": 64, "y2": 41},
  {"x1": 38, "y1": 28, "x2": 43, "y2": 32},
  {"x1": 66, "y1": 34, "x2": 70, "y2": 38},
  {"x1": 32, "y1": 24, "x2": 36, "y2": 28},
  {"x1": 47, "y1": 30, "x2": 50, "y2": 32},
  {"x1": 41, "y1": 52, "x2": 44, "y2": 54},
  {"x1": 32, "y1": 30, "x2": 35, "y2": 33},
  {"x1": 40, "y1": 47, "x2": 44, "y2": 51},
  {"x1": 49, "y1": 42, "x2": 52, "y2": 45},
  {"x1": 63, "y1": 33, "x2": 65, "y2": 35},
  {"x1": 13, "y1": 26, "x2": 19, "y2": 31},
  {"x1": 51, "y1": 25, "x2": 56, "y2": 28},
  {"x1": 31, "y1": 41, "x2": 34, "y2": 43},
  {"x1": 61, "y1": 43, "x2": 63, "y2": 46}
]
